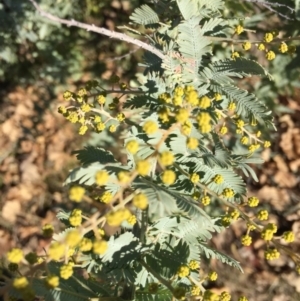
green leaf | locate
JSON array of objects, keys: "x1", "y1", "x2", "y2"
[
  {"x1": 72, "y1": 147, "x2": 116, "y2": 165},
  {"x1": 178, "y1": 17, "x2": 211, "y2": 61},
  {"x1": 130, "y1": 5, "x2": 160, "y2": 25},
  {"x1": 136, "y1": 288, "x2": 172, "y2": 301},
  {"x1": 212, "y1": 84, "x2": 274, "y2": 127},
  {"x1": 198, "y1": 242, "x2": 243, "y2": 272},
  {"x1": 211, "y1": 57, "x2": 272, "y2": 79}
]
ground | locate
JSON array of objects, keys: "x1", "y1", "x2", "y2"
[{"x1": 1, "y1": 84, "x2": 300, "y2": 301}]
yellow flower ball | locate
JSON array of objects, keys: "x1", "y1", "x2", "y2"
[
  {"x1": 48, "y1": 242, "x2": 65, "y2": 261},
  {"x1": 65, "y1": 230, "x2": 82, "y2": 248},
  {"x1": 181, "y1": 120, "x2": 192, "y2": 136},
  {"x1": 220, "y1": 291, "x2": 231, "y2": 301},
  {"x1": 7, "y1": 248, "x2": 23, "y2": 264},
  {"x1": 99, "y1": 191, "x2": 113, "y2": 203},
  {"x1": 283, "y1": 231, "x2": 295, "y2": 243},
  {"x1": 136, "y1": 160, "x2": 151, "y2": 176},
  {"x1": 80, "y1": 103, "x2": 91, "y2": 113},
  {"x1": 235, "y1": 119, "x2": 245, "y2": 128},
  {"x1": 97, "y1": 95, "x2": 106, "y2": 105},
  {"x1": 116, "y1": 113, "x2": 125, "y2": 122},
  {"x1": 126, "y1": 140, "x2": 139, "y2": 155},
  {"x1": 175, "y1": 108, "x2": 190, "y2": 124},
  {"x1": 208, "y1": 271, "x2": 218, "y2": 281},
  {"x1": 185, "y1": 89, "x2": 199, "y2": 106},
  {"x1": 199, "y1": 124, "x2": 212, "y2": 134},
  {"x1": 58, "y1": 105, "x2": 67, "y2": 114},
  {"x1": 191, "y1": 286, "x2": 201, "y2": 296},
  {"x1": 234, "y1": 25, "x2": 244, "y2": 35},
  {"x1": 159, "y1": 151, "x2": 175, "y2": 166},
  {"x1": 13, "y1": 277, "x2": 29, "y2": 290},
  {"x1": 213, "y1": 174, "x2": 224, "y2": 184},
  {"x1": 177, "y1": 265, "x2": 190, "y2": 277},
  {"x1": 158, "y1": 92, "x2": 172, "y2": 104},
  {"x1": 95, "y1": 170, "x2": 109, "y2": 186},
  {"x1": 186, "y1": 137, "x2": 198, "y2": 150},
  {"x1": 93, "y1": 240, "x2": 108, "y2": 255},
  {"x1": 214, "y1": 93, "x2": 222, "y2": 101},
  {"x1": 174, "y1": 86, "x2": 184, "y2": 97},
  {"x1": 279, "y1": 42, "x2": 288, "y2": 53},
  {"x1": 257, "y1": 43, "x2": 265, "y2": 51},
  {"x1": 201, "y1": 196, "x2": 211, "y2": 206},
  {"x1": 158, "y1": 107, "x2": 170, "y2": 123},
  {"x1": 242, "y1": 41, "x2": 251, "y2": 51},
  {"x1": 79, "y1": 238, "x2": 93, "y2": 252},
  {"x1": 266, "y1": 51, "x2": 276, "y2": 61},
  {"x1": 197, "y1": 112, "x2": 211, "y2": 126},
  {"x1": 247, "y1": 196, "x2": 259, "y2": 207},
  {"x1": 264, "y1": 32, "x2": 274, "y2": 43},
  {"x1": 161, "y1": 170, "x2": 176, "y2": 185},
  {"x1": 198, "y1": 96, "x2": 211, "y2": 109},
  {"x1": 188, "y1": 260, "x2": 200, "y2": 270},
  {"x1": 79, "y1": 125, "x2": 88, "y2": 135},
  {"x1": 109, "y1": 125, "x2": 117, "y2": 133},
  {"x1": 227, "y1": 101, "x2": 236, "y2": 111},
  {"x1": 190, "y1": 173, "x2": 200, "y2": 184},
  {"x1": 264, "y1": 248, "x2": 280, "y2": 260},
  {"x1": 45, "y1": 275, "x2": 59, "y2": 289},
  {"x1": 219, "y1": 126, "x2": 228, "y2": 135},
  {"x1": 127, "y1": 215, "x2": 137, "y2": 225},
  {"x1": 63, "y1": 90, "x2": 73, "y2": 101},
  {"x1": 69, "y1": 186, "x2": 85, "y2": 202},
  {"x1": 241, "y1": 235, "x2": 252, "y2": 246},
  {"x1": 143, "y1": 120, "x2": 158, "y2": 134},
  {"x1": 222, "y1": 188, "x2": 235, "y2": 198},
  {"x1": 257, "y1": 209, "x2": 268, "y2": 221},
  {"x1": 117, "y1": 171, "x2": 131, "y2": 184},
  {"x1": 69, "y1": 209, "x2": 82, "y2": 227},
  {"x1": 133, "y1": 193, "x2": 148, "y2": 210},
  {"x1": 240, "y1": 136, "x2": 249, "y2": 145},
  {"x1": 231, "y1": 52, "x2": 240, "y2": 59},
  {"x1": 96, "y1": 122, "x2": 106, "y2": 132},
  {"x1": 60, "y1": 263, "x2": 74, "y2": 280}
]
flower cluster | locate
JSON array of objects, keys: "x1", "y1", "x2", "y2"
[
  {"x1": 264, "y1": 248, "x2": 280, "y2": 260},
  {"x1": 69, "y1": 209, "x2": 82, "y2": 227},
  {"x1": 261, "y1": 223, "x2": 277, "y2": 241},
  {"x1": 177, "y1": 265, "x2": 190, "y2": 278},
  {"x1": 234, "y1": 29, "x2": 296, "y2": 62}
]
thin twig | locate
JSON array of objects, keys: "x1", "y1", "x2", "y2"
[
  {"x1": 28, "y1": 0, "x2": 166, "y2": 61},
  {"x1": 243, "y1": 0, "x2": 295, "y2": 20},
  {"x1": 29, "y1": 0, "x2": 300, "y2": 58}
]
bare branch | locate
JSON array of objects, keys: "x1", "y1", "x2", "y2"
[
  {"x1": 28, "y1": 0, "x2": 166, "y2": 61},
  {"x1": 243, "y1": 0, "x2": 295, "y2": 20}
]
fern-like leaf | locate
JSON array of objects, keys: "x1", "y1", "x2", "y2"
[
  {"x1": 178, "y1": 17, "x2": 211, "y2": 61},
  {"x1": 130, "y1": 5, "x2": 160, "y2": 25},
  {"x1": 211, "y1": 57, "x2": 272, "y2": 79},
  {"x1": 136, "y1": 288, "x2": 172, "y2": 301},
  {"x1": 72, "y1": 147, "x2": 116, "y2": 165},
  {"x1": 198, "y1": 242, "x2": 243, "y2": 272}
]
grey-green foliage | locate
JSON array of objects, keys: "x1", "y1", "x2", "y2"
[
  {"x1": 0, "y1": 1, "x2": 85, "y2": 84},
  {"x1": 0, "y1": 0, "x2": 143, "y2": 87},
  {"x1": 7, "y1": 0, "x2": 297, "y2": 300}
]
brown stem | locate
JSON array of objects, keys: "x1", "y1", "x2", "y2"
[{"x1": 28, "y1": 0, "x2": 166, "y2": 60}]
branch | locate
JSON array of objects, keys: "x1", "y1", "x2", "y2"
[
  {"x1": 28, "y1": 0, "x2": 166, "y2": 61},
  {"x1": 242, "y1": 0, "x2": 295, "y2": 20}
]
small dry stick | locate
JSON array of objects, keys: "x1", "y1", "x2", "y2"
[
  {"x1": 28, "y1": 0, "x2": 166, "y2": 61},
  {"x1": 243, "y1": 0, "x2": 295, "y2": 20}
]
